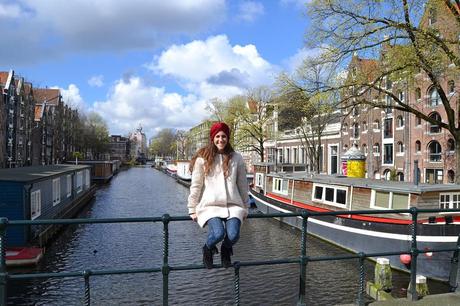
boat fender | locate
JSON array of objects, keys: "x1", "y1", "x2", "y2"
[{"x1": 400, "y1": 254, "x2": 411, "y2": 269}]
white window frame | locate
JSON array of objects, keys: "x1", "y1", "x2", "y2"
[
  {"x1": 52, "y1": 178, "x2": 61, "y2": 206},
  {"x1": 439, "y1": 193, "x2": 460, "y2": 212},
  {"x1": 31, "y1": 190, "x2": 41, "y2": 220},
  {"x1": 311, "y1": 183, "x2": 347, "y2": 208},
  {"x1": 272, "y1": 178, "x2": 288, "y2": 195},
  {"x1": 76, "y1": 171, "x2": 83, "y2": 193},
  {"x1": 66, "y1": 174, "x2": 72, "y2": 198},
  {"x1": 255, "y1": 173, "x2": 264, "y2": 188},
  {"x1": 370, "y1": 190, "x2": 410, "y2": 210}
]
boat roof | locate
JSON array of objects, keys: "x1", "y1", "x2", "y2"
[
  {"x1": 0, "y1": 165, "x2": 91, "y2": 183},
  {"x1": 268, "y1": 172, "x2": 460, "y2": 194}
]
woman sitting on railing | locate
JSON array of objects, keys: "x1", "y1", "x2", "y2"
[{"x1": 188, "y1": 122, "x2": 249, "y2": 269}]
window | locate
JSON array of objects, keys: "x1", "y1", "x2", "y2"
[
  {"x1": 286, "y1": 148, "x2": 290, "y2": 163},
  {"x1": 416, "y1": 116, "x2": 422, "y2": 126},
  {"x1": 362, "y1": 144, "x2": 368, "y2": 155},
  {"x1": 398, "y1": 91, "x2": 404, "y2": 102},
  {"x1": 448, "y1": 80, "x2": 455, "y2": 94},
  {"x1": 312, "y1": 183, "x2": 347, "y2": 207},
  {"x1": 448, "y1": 139, "x2": 455, "y2": 152},
  {"x1": 342, "y1": 123, "x2": 348, "y2": 133},
  {"x1": 448, "y1": 170, "x2": 455, "y2": 184},
  {"x1": 397, "y1": 116, "x2": 404, "y2": 128},
  {"x1": 428, "y1": 141, "x2": 442, "y2": 162},
  {"x1": 352, "y1": 107, "x2": 359, "y2": 116},
  {"x1": 439, "y1": 193, "x2": 460, "y2": 209},
  {"x1": 397, "y1": 142, "x2": 404, "y2": 153},
  {"x1": 278, "y1": 149, "x2": 283, "y2": 163},
  {"x1": 31, "y1": 190, "x2": 41, "y2": 220},
  {"x1": 352, "y1": 123, "x2": 359, "y2": 138},
  {"x1": 52, "y1": 178, "x2": 61, "y2": 206},
  {"x1": 383, "y1": 144, "x2": 393, "y2": 164},
  {"x1": 76, "y1": 171, "x2": 83, "y2": 193},
  {"x1": 273, "y1": 178, "x2": 288, "y2": 195},
  {"x1": 363, "y1": 121, "x2": 367, "y2": 131},
  {"x1": 373, "y1": 143, "x2": 380, "y2": 154},
  {"x1": 293, "y1": 148, "x2": 298, "y2": 164},
  {"x1": 255, "y1": 173, "x2": 264, "y2": 187},
  {"x1": 415, "y1": 88, "x2": 421, "y2": 100},
  {"x1": 415, "y1": 140, "x2": 421, "y2": 153},
  {"x1": 384, "y1": 118, "x2": 393, "y2": 138},
  {"x1": 66, "y1": 175, "x2": 72, "y2": 198},
  {"x1": 428, "y1": 112, "x2": 441, "y2": 133},
  {"x1": 85, "y1": 169, "x2": 90, "y2": 187},
  {"x1": 429, "y1": 87, "x2": 440, "y2": 107},
  {"x1": 426, "y1": 169, "x2": 443, "y2": 184},
  {"x1": 397, "y1": 172, "x2": 404, "y2": 182},
  {"x1": 373, "y1": 120, "x2": 380, "y2": 130},
  {"x1": 372, "y1": 190, "x2": 409, "y2": 210}
]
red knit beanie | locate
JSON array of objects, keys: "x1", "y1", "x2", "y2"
[{"x1": 210, "y1": 122, "x2": 230, "y2": 140}]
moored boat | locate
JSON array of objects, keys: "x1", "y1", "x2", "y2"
[
  {"x1": 176, "y1": 160, "x2": 191, "y2": 181},
  {"x1": 250, "y1": 162, "x2": 460, "y2": 281}
]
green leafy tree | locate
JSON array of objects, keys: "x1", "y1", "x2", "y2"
[{"x1": 306, "y1": 0, "x2": 460, "y2": 180}]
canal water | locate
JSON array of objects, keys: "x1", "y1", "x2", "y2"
[{"x1": 8, "y1": 167, "x2": 449, "y2": 305}]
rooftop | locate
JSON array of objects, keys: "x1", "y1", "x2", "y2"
[{"x1": 0, "y1": 165, "x2": 91, "y2": 183}]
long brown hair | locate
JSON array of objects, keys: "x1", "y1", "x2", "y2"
[{"x1": 190, "y1": 140, "x2": 234, "y2": 178}]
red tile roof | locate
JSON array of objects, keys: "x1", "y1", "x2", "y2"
[
  {"x1": 34, "y1": 88, "x2": 61, "y2": 105},
  {"x1": 0, "y1": 72, "x2": 10, "y2": 85},
  {"x1": 34, "y1": 104, "x2": 44, "y2": 121}
]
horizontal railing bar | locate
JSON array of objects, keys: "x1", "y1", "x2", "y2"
[
  {"x1": 5, "y1": 208, "x2": 460, "y2": 226},
  {"x1": 8, "y1": 246, "x2": 460, "y2": 280}
]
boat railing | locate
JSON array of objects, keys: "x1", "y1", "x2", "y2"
[{"x1": 2, "y1": 207, "x2": 460, "y2": 306}]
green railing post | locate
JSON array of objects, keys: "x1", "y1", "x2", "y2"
[
  {"x1": 83, "y1": 270, "x2": 91, "y2": 306},
  {"x1": 162, "y1": 214, "x2": 170, "y2": 306},
  {"x1": 449, "y1": 234, "x2": 460, "y2": 292},
  {"x1": 297, "y1": 210, "x2": 309, "y2": 306},
  {"x1": 0, "y1": 218, "x2": 8, "y2": 306},
  {"x1": 356, "y1": 253, "x2": 365, "y2": 306},
  {"x1": 409, "y1": 207, "x2": 419, "y2": 301},
  {"x1": 234, "y1": 261, "x2": 240, "y2": 306}
]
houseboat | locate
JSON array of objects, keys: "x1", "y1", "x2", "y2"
[
  {"x1": 66, "y1": 160, "x2": 115, "y2": 183},
  {"x1": 250, "y1": 162, "x2": 460, "y2": 282},
  {"x1": 165, "y1": 161, "x2": 177, "y2": 177},
  {"x1": 0, "y1": 165, "x2": 96, "y2": 266},
  {"x1": 176, "y1": 160, "x2": 191, "y2": 181}
]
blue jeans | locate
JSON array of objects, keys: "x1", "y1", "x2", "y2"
[{"x1": 206, "y1": 217, "x2": 241, "y2": 249}]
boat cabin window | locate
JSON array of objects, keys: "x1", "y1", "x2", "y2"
[
  {"x1": 76, "y1": 171, "x2": 83, "y2": 193},
  {"x1": 52, "y1": 178, "x2": 61, "y2": 206},
  {"x1": 85, "y1": 169, "x2": 90, "y2": 188},
  {"x1": 255, "y1": 173, "x2": 264, "y2": 188},
  {"x1": 66, "y1": 175, "x2": 72, "y2": 198},
  {"x1": 273, "y1": 178, "x2": 288, "y2": 195},
  {"x1": 31, "y1": 190, "x2": 41, "y2": 220},
  {"x1": 439, "y1": 193, "x2": 460, "y2": 209},
  {"x1": 312, "y1": 183, "x2": 347, "y2": 207},
  {"x1": 371, "y1": 190, "x2": 409, "y2": 210}
]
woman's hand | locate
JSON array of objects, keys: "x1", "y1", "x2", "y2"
[{"x1": 190, "y1": 213, "x2": 197, "y2": 222}]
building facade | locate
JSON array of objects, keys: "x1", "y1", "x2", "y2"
[{"x1": 108, "y1": 135, "x2": 130, "y2": 162}]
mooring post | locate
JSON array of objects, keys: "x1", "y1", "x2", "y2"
[
  {"x1": 408, "y1": 207, "x2": 419, "y2": 301},
  {"x1": 297, "y1": 210, "x2": 309, "y2": 306},
  {"x1": 449, "y1": 234, "x2": 460, "y2": 292},
  {"x1": 162, "y1": 214, "x2": 170, "y2": 306},
  {"x1": 0, "y1": 218, "x2": 8, "y2": 306}
]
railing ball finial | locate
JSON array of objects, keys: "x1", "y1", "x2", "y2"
[
  {"x1": 301, "y1": 210, "x2": 309, "y2": 219},
  {"x1": 162, "y1": 214, "x2": 171, "y2": 224},
  {"x1": 409, "y1": 207, "x2": 418, "y2": 215}
]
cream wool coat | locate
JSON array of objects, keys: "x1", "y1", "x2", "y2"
[{"x1": 187, "y1": 152, "x2": 249, "y2": 228}]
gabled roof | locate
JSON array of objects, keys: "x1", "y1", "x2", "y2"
[
  {"x1": 0, "y1": 72, "x2": 9, "y2": 85},
  {"x1": 34, "y1": 88, "x2": 61, "y2": 105}
]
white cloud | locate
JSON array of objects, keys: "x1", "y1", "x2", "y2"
[
  {"x1": 237, "y1": 1, "x2": 264, "y2": 22},
  {"x1": 279, "y1": 0, "x2": 310, "y2": 9},
  {"x1": 282, "y1": 47, "x2": 323, "y2": 72},
  {"x1": 91, "y1": 76, "x2": 209, "y2": 137},
  {"x1": 150, "y1": 34, "x2": 277, "y2": 93},
  {"x1": 55, "y1": 84, "x2": 86, "y2": 110},
  {"x1": 88, "y1": 75, "x2": 104, "y2": 87},
  {"x1": 0, "y1": 0, "x2": 226, "y2": 66}
]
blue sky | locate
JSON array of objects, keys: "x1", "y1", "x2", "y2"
[{"x1": 1, "y1": 0, "x2": 313, "y2": 138}]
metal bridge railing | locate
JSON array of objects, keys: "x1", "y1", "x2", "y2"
[{"x1": 1, "y1": 207, "x2": 460, "y2": 306}]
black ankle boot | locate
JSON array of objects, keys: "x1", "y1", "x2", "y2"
[
  {"x1": 221, "y1": 245, "x2": 233, "y2": 269},
  {"x1": 203, "y1": 244, "x2": 218, "y2": 269}
]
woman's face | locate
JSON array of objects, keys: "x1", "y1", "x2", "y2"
[{"x1": 213, "y1": 131, "x2": 228, "y2": 152}]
